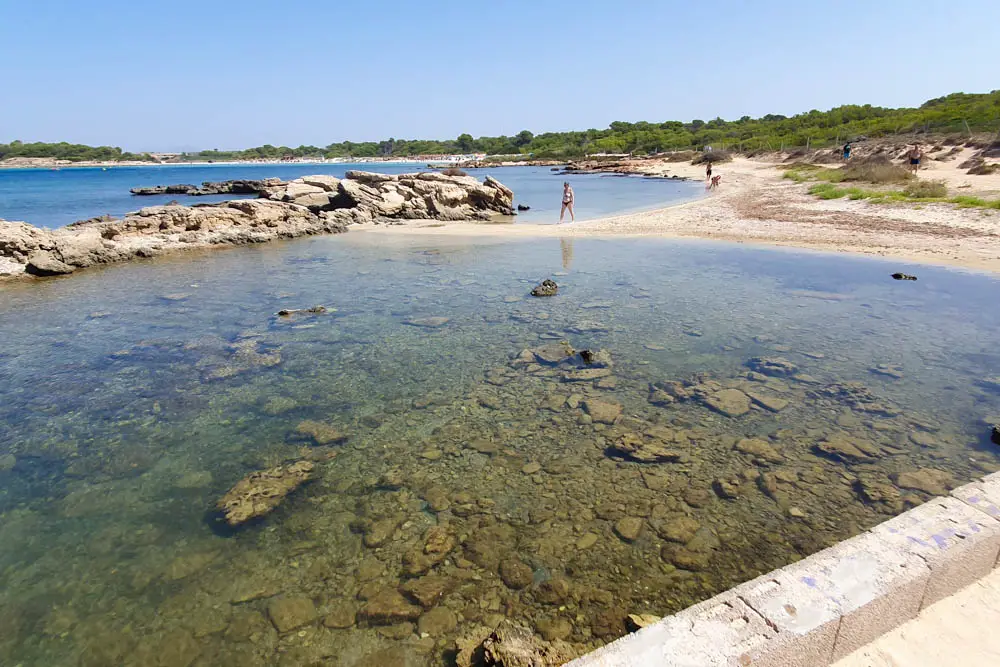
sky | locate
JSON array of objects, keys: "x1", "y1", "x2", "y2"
[{"x1": 1, "y1": 0, "x2": 998, "y2": 152}]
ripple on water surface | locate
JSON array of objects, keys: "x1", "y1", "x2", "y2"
[{"x1": 0, "y1": 235, "x2": 999, "y2": 665}]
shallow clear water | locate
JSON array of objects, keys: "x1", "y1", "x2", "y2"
[
  {"x1": 1, "y1": 234, "x2": 999, "y2": 666},
  {"x1": 0, "y1": 163, "x2": 699, "y2": 228}
]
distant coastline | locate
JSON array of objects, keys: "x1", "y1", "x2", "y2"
[{"x1": 0, "y1": 156, "x2": 483, "y2": 170}]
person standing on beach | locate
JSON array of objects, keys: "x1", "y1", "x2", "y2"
[
  {"x1": 705, "y1": 161, "x2": 713, "y2": 181},
  {"x1": 907, "y1": 144, "x2": 922, "y2": 174},
  {"x1": 843, "y1": 142, "x2": 851, "y2": 161},
  {"x1": 559, "y1": 182, "x2": 575, "y2": 223}
]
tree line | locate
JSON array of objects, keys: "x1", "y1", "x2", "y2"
[{"x1": 3, "y1": 91, "x2": 998, "y2": 163}]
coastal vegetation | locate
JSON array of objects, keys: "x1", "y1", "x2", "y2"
[
  {"x1": 0, "y1": 140, "x2": 151, "y2": 162},
  {"x1": 3, "y1": 91, "x2": 998, "y2": 163},
  {"x1": 785, "y1": 162, "x2": 1000, "y2": 209}
]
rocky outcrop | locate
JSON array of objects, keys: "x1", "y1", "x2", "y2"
[
  {"x1": 131, "y1": 178, "x2": 285, "y2": 196},
  {"x1": 216, "y1": 460, "x2": 314, "y2": 525},
  {"x1": 2, "y1": 171, "x2": 514, "y2": 280}
]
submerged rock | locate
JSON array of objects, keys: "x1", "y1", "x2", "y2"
[
  {"x1": 614, "y1": 517, "x2": 644, "y2": 542},
  {"x1": 894, "y1": 468, "x2": 954, "y2": 496},
  {"x1": 891, "y1": 273, "x2": 918, "y2": 281},
  {"x1": 267, "y1": 597, "x2": 317, "y2": 633},
  {"x1": 814, "y1": 434, "x2": 879, "y2": 462},
  {"x1": 531, "y1": 279, "x2": 558, "y2": 297},
  {"x1": 734, "y1": 438, "x2": 783, "y2": 464},
  {"x1": 703, "y1": 388, "x2": 751, "y2": 417},
  {"x1": 582, "y1": 398, "x2": 622, "y2": 424},
  {"x1": 358, "y1": 589, "x2": 422, "y2": 625},
  {"x1": 296, "y1": 420, "x2": 347, "y2": 445},
  {"x1": 746, "y1": 357, "x2": 798, "y2": 377},
  {"x1": 610, "y1": 433, "x2": 682, "y2": 463},
  {"x1": 404, "y1": 316, "x2": 451, "y2": 328},
  {"x1": 216, "y1": 460, "x2": 314, "y2": 525},
  {"x1": 481, "y1": 619, "x2": 578, "y2": 666}
]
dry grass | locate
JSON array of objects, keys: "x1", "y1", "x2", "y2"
[{"x1": 903, "y1": 180, "x2": 947, "y2": 198}]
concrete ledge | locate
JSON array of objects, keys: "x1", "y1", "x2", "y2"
[{"x1": 568, "y1": 472, "x2": 1000, "y2": 667}]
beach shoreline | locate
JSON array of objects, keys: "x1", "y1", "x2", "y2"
[{"x1": 359, "y1": 153, "x2": 1000, "y2": 274}]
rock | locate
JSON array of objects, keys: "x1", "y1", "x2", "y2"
[
  {"x1": 746, "y1": 390, "x2": 790, "y2": 412},
  {"x1": 871, "y1": 364, "x2": 904, "y2": 379},
  {"x1": 746, "y1": 357, "x2": 798, "y2": 377},
  {"x1": 614, "y1": 517, "x2": 644, "y2": 542},
  {"x1": 734, "y1": 438, "x2": 783, "y2": 464},
  {"x1": 499, "y1": 557, "x2": 534, "y2": 590},
  {"x1": 482, "y1": 620, "x2": 577, "y2": 666},
  {"x1": 323, "y1": 604, "x2": 357, "y2": 629},
  {"x1": 531, "y1": 342, "x2": 575, "y2": 364},
  {"x1": 993, "y1": 425, "x2": 1000, "y2": 446},
  {"x1": 536, "y1": 617, "x2": 573, "y2": 642},
  {"x1": 683, "y1": 487, "x2": 713, "y2": 508},
  {"x1": 894, "y1": 468, "x2": 954, "y2": 496},
  {"x1": 295, "y1": 420, "x2": 346, "y2": 445},
  {"x1": 854, "y1": 473, "x2": 904, "y2": 511},
  {"x1": 610, "y1": 433, "x2": 682, "y2": 463},
  {"x1": 401, "y1": 574, "x2": 453, "y2": 608},
  {"x1": 814, "y1": 434, "x2": 879, "y2": 462},
  {"x1": 531, "y1": 279, "x2": 558, "y2": 297},
  {"x1": 576, "y1": 533, "x2": 599, "y2": 550},
  {"x1": 418, "y1": 607, "x2": 458, "y2": 636},
  {"x1": 652, "y1": 515, "x2": 701, "y2": 543},
  {"x1": 517, "y1": 204, "x2": 531, "y2": 211},
  {"x1": 535, "y1": 578, "x2": 572, "y2": 605},
  {"x1": 404, "y1": 316, "x2": 450, "y2": 328},
  {"x1": 522, "y1": 462, "x2": 542, "y2": 474},
  {"x1": 362, "y1": 517, "x2": 401, "y2": 548},
  {"x1": 359, "y1": 589, "x2": 423, "y2": 625},
  {"x1": 980, "y1": 377, "x2": 1000, "y2": 393},
  {"x1": 909, "y1": 431, "x2": 938, "y2": 448},
  {"x1": 891, "y1": 273, "x2": 917, "y2": 281},
  {"x1": 582, "y1": 399, "x2": 622, "y2": 424},
  {"x1": 0, "y1": 453, "x2": 15, "y2": 472},
  {"x1": 579, "y1": 349, "x2": 613, "y2": 367},
  {"x1": 713, "y1": 478, "x2": 741, "y2": 499},
  {"x1": 25, "y1": 250, "x2": 75, "y2": 276},
  {"x1": 267, "y1": 597, "x2": 317, "y2": 633},
  {"x1": 626, "y1": 613, "x2": 661, "y2": 631},
  {"x1": 403, "y1": 525, "x2": 455, "y2": 575},
  {"x1": 703, "y1": 389, "x2": 751, "y2": 417},
  {"x1": 665, "y1": 546, "x2": 712, "y2": 571},
  {"x1": 215, "y1": 460, "x2": 314, "y2": 525}
]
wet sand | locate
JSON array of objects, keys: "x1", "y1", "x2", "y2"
[{"x1": 365, "y1": 152, "x2": 1000, "y2": 274}]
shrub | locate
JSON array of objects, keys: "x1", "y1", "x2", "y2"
[
  {"x1": 903, "y1": 180, "x2": 947, "y2": 198},
  {"x1": 692, "y1": 150, "x2": 733, "y2": 165},
  {"x1": 442, "y1": 167, "x2": 468, "y2": 177},
  {"x1": 842, "y1": 161, "x2": 912, "y2": 184},
  {"x1": 664, "y1": 151, "x2": 696, "y2": 162}
]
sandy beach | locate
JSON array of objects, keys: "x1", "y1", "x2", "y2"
[{"x1": 360, "y1": 150, "x2": 1000, "y2": 273}]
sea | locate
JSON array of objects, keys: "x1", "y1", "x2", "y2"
[
  {"x1": 1, "y1": 165, "x2": 999, "y2": 666},
  {"x1": 0, "y1": 162, "x2": 699, "y2": 228}
]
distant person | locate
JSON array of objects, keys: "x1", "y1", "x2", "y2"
[
  {"x1": 705, "y1": 161, "x2": 713, "y2": 181},
  {"x1": 907, "y1": 145, "x2": 922, "y2": 174},
  {"x1": 710, "y1": 174, "x2": 722, "y2": 190},
  {"x1": 843, "y1": 142, "x2": 851, "y2": 161},
  {"x1": 559, "y1": 182, "x2": 575, "y2": 223}
]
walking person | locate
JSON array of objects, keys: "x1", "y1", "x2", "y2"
[
  {"x1": 705, "y1": 161, "x2": 713, "y2": 190},
  {"x1": 842, "y1": 142, "x2": 851, "y2": 162},
  {"x1": 907, "y1": 144, "x2": 922, "y2": 174},
  {"x1": 559, "y1": 181, "x2": 575, "y2": 223}
]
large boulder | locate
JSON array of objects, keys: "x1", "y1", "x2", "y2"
[{"x1": 25, "y1": 250, "x2": 75, "y2": 276}]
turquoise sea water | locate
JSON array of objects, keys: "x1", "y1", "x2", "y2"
[
  {"x1": 1, "y1": 231, "x2": 999, "y2": 665},
  {"x1": 0, "y1": 163, "x2": 699, "y2": 228}
]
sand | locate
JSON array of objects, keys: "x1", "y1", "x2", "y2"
[
  {"x1": 361, "y1": 154, "x2": 1000, "y2": 273},
  {"x1": 834, "y1": 567, "x2": 1000, "y2": 667}
]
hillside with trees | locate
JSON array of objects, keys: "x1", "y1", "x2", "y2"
[{"x1": 4, "y1": 91, "x2": 998, "y2": 163}]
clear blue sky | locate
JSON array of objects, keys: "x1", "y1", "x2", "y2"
[{"x1": 2, "y1": 0, "x2": 998, "y2": 152}]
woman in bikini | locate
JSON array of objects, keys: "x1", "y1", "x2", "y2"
[{"x1": 559, "y1": 182, "x2": 575, "y2": 223}]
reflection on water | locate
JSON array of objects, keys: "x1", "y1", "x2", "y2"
[{"x1": 1, "y1": 234, "x2": 999, "y2": 666}]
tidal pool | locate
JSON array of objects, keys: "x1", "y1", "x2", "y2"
[{"x1": 1, "y1": 234, "x2": 999, "y2": 666}]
